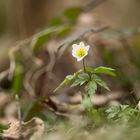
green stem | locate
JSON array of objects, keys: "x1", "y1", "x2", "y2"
[
  {"x1": 82, "y1": 58, "x2": 91, "y2": 80},
  {"x1": 82, "y1": 58, "x2": 86, "y2": 73}
]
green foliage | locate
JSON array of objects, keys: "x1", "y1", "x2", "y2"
[
  {"x1": 55, "y1": 65, "x2": 116, "y2": 117},
  {"x1": 86, "y1": 108, "x2": 102, "y2": 125},
  {"x1": 49, "y1": 6, "x2": 82, "y2": 26},
  {"x1": 85, "y1": 66, "x2": 116, "y2": 77},
  {"x1": 54, "y1": 70, "x2": 83, "y2": 92},
  {"x1": 0, "y1": 124, "x2": 9, "y2": 133},
  {"x1": 93, "y1": 74, "x2": 110, "y2": 91},
  {"x1": 47, "y1": 6, "x2": 82, "y2": 41},
  {"x1": 49, "y1": 16, "x2": 63, "y2": 26},
  {"x1": 54, "y1": 65, "x2": 117, "y2": 123},
  {"x1": 54, "y1": 75, "x2": 74, "y2": 92},
  {"x1": 106, "y1": 105, "x2": 139, "y2": 122},
  {"x1": 11, "y1": 63, "x2": 24, "y2": 95},
  {"x1": 31, "y1": 25, "x2": 71, "y2": 52},
  {"x1": 63, "y1": 7, "x2": 82, "y2": 23},
  {"x1": 94, "y1": 66, "x2": 116, "y2": 77},
  {"x1": 85, "y1": 74, "x2": 110, "y2": 97},
  {"x1": 85, "y1": 79, "x2": 97, "y2": 95},
  {"x1": 71, "y1": 73, "x2": 89, "y2": 87},
  {"x1": 31, "y1": 6, "x2": 82, "y2": 52},
  {"x1": 55, "y1": 66, "x2": 116, "y2": 93}
]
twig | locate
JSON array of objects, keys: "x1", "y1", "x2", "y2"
[
  {"x1": 84, "y1": 0, "x2": 107, "y2": 12},
  {"x1": 57, "y1": 26, "x2": 109, "y2": 59},
  {"x1": 42, "y1": 100, "x2": 72, "y2": 119},
  {"x1": 0, "y1": 70, "x2": 9, "y2": 83},
  {"x1": 23, "y1": 70, "x2": 36, "y2": 97},
  {"x1": 15, "y1": 95, "x2": 23, "y2": 139}
]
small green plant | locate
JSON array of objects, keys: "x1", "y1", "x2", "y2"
[
  {"x1": 54, "y1": 41, "x2": 116, "y2": 112},
  {"x1": 0, "y1": 124, "x2": 9, "y2": 133},
  {"x1": 106, "y1": 105, "x2": 139, "y2": 123}
]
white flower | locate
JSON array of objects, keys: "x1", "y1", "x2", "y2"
[{"x1": 72, "y1": 42, "x2": 90, "y2": 61}]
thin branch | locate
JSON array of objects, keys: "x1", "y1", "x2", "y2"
[
  {"x1": 0, "y1": 70, "x2": 9, "y2": 83},
  {"x1": 15, "y1": 95, "x2": 23, "y2": 139},
  {"x1": 84, "y1": 0, "x2": 108, "y2": 12},
  {"x1": 57, "y1": 26, "x2": 109, "y2": 59}
]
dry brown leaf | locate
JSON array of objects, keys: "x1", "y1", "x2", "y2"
[{"x1": 2, "y1": 117, "x2": 44, "y2": 140}]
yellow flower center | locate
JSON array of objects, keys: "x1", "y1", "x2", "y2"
[{"x1": 76, "y1": 48, "x2": 86, "y2": 57}]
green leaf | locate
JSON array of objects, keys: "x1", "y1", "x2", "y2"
[
  {"x1": 0, "y1": 124, "x2": 9, "y2": 133},
  {"x1": 31, "y1": 25, "x2": 70, "y2": 52},
  {"x1": 85, "y1": 67, "x2": 95, "y2": 73},
  {"x1": 85, "y1": 66, "x2": 116, "y2": 77},
  {"x1": 106, "y1": 106, "x2": 120, "y2": 120},
  {"x1": 54, "y1": 75, "x2": 74, "y2": 92},
  {"x1": 106, "y1": 105, "x2": 138, "y2": 122},
  {"x1": 85, "y1": 80, "x2": 97, "y2": 95},
  {"x1": 94, "y1": 66, "x2": 116, "y2": 77},
  {"x1": 11, "y1": 63, "x2": 24, "y2": 95},
  {"x1": 54, "y1": 70, "x2": 82, "y2": 92},
  {"x1": 71, "y1": 73, "x2": 89, "y2": 87},
  {"x1": 70, "y1": 78, "x2": 82, "y2": 87},
  {"x1": 49, "y1": 16, "x2": 63, "y2": 26},
  {"x1": 93, "y1": 74, "x2": 110, "y2": 91},
  {"x1": 63, "y1": 7, "x2": 82, "y2": 23},
  {"x1": 56, "y1": 26, "x2": 72, "y2": 37}
]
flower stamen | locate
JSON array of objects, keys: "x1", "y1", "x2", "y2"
[
  {"x1": 76, "y1": 48, "x2": 86, "y2": 57},
  {"x1": 72, "y1": 41, "x2": 90, "y2": 61}
]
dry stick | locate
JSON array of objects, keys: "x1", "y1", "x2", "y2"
[
  {"x1": 1, "y1": 1, "x2": 109, "y2": 120},
  {"x1": 58, "y1": 26, "x2": 109, "y2": 50},
  {"x1": 42, "y1": 101, "x2": 72, "y2": 119},
  {"x1": 15, "y1": 95, "x2": 24, "y2": 139},
  {"x1": 57, "y1": 26, "x2": 109, "y2": 59},
  {"x1": 7, "y1": 38, "x2": 31, "y2": 80},
  {"x1": 0, "y1": 70, "x2": 9, "y2": 83},
  {"x1": 22, "y1": 44, "x2": 57, "y2": 120},
  {"x1": 22, "y1": 71, "x2": 36, "y2": 121},
  {"x1": 84, "y1": 0, "x2": 108, "y2": 12},
  {"x1": 22, "y1": 63, "x2": 46, "y2": 121},
  {"x1": 7, "y1": 42, "x2": 29, "y2": 139},
  {"x1": 8, "y1": 41, "x2": 36, "y2": 122},
  {"x1": 40, "y1": 47, "x2": 57, "y2": 97},
  {"x1": 0, "y1": 0, "x2": 108, "y2": 86},
  {"x1": 2, "y1": 38, "x2": 41, "y2": 122},
  {"x1": 24, "y1": 70, "x2": 36, "y2": 98}
]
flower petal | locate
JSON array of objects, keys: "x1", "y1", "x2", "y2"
[
  {"x1": 72, "y1": 51, "x2": 77, "y2": 58},
  {"x1": 72, "y1": 44, "x2": 78, "y2": 49},
  {"x1": 72, "y1": 42, "x2": 90, "y2": 61},
  {"x1": 79, "y1": 41, "x2": 85, "y2": 47},
  {"x1": 77, "y1": 57, "x2": 84, "y2": 61}
]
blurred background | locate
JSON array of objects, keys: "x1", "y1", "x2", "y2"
[{"x1": 0, "y1": 0, "x2": 140, "y2": 137}]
